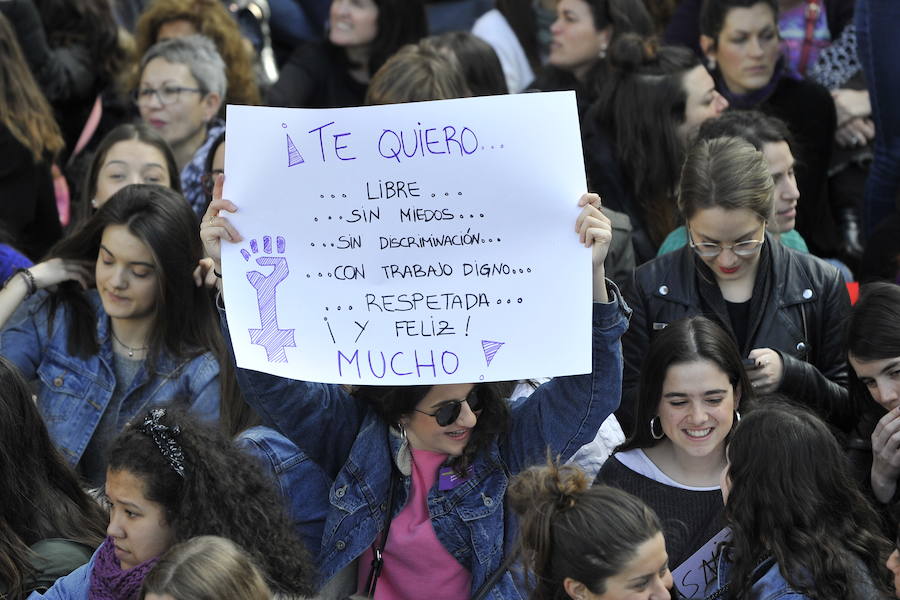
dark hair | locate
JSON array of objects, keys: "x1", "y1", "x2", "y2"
[
  {"x1": 844, "y1": 282, "x2": 900, "y2": 407},
  {"x1": 678, "y1": 136, "x2": 774, "y2": 223},
  {"x1": 508, "y1": 459, "x2": 663, "y2": 599},
  {"x1": 201, "y1": 130, "x2": 225, "y2": 209},
  {"x1": 354, "y1": 384, "x2": 510, "y2": 475},
  {"x1": 141, "y1": 536, "x2": 271, "y2": 600},
  {"x1": 582, "y1": 0, "x2": 655, "y2": 38},
  {"x1": 0, "y1": 356, "x2": 107, "y2": 599},
  {"x1": 366, "y1": 41, "x2": 471, "y2": 105},
  {"x1": 621, "y1": 316, "x2": 752, "y2": 449},
  {"x1": 590, "y1": 34, "x2": 700, "y2": 246},
  {"x1": 696, "y1": 109, "x2": 793, "y2": 150},
  {"x1": 723, "y1": 400, "x2": 892, "y2": 599},
  {"x1": 79, "y1": 123, "x2": 182, "y2": 222},
  {"x1": 700, "y1": 0, "x2": 779, "y2": 44},
  {"x1": 336, "y1": 0, "x2": 427, "y2": 76},
  {"x1": 427, "y1": 32, "x2": 509, "y2": 96},
  {"x1": 47, "y1": 185, "x2": 209, "y2": 363},
  {"x1": 108, "y1": 407, "x2": 316, "y2": 596}
]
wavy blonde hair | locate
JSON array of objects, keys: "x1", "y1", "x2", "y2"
[
  {"x1": 132, "y1": 0, "x2": 260, "y2": 106},
  {"x1": 0, "y1": 14, "x2": 64, "y2": 161}
]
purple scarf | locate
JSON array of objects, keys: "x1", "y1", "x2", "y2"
[
  {"x1": 713, "y1": 57, "x2": 786, "y2": 110},
  {"x1": 89, "y1": 537, "x2": 159, "y2": 600}
]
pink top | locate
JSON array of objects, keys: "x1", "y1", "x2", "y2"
[{"x1": 357, "y1": 448, "x2": 472, "y2": 599}]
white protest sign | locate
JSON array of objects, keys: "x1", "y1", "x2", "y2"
[
  {"x1": 673, "y1": 527, "x2": 731, "y2": 599},
  {"x1": 222, "y1": 92, "x2": 591, "y2": 385}
]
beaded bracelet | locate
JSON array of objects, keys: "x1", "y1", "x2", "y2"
[{"x1": 13, "y1": 267, "x2": 37, "y2": 298}]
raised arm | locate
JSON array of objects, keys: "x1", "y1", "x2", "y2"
[
  {"x1": 200, "y1": 176, "x2": 366, "y2": 475},
  {"x1": 503, "y1": 194, "x2": 630, "y2": 473}
]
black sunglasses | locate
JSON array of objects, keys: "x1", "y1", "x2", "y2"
[{"x1": 414, "y1": 390, "x2": 484, "y2": 427}]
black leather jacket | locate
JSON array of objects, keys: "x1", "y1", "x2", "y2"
[{"x1": 619, "y1": 235, "x2": 853, "y2": 434}]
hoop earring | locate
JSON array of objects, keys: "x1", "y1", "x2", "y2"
[
  {"x1": 649, "y1": 416, "x2": 664, "y2": 440},
  {"x1": 734, "y1": 410, "x2": 741, "y2": 422}
]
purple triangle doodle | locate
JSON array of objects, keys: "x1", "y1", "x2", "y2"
[
  {"x1": 481, "y1": 340, "x2": 505, "y2": 367},
  {"x1": 286, "y1": 134, "x2": 304, "y2": 167}
]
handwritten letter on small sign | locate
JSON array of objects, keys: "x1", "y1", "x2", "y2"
[{"x1": 222, "y1": 92, "x2": 591, "y2": 384}]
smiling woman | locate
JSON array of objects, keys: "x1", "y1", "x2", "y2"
[{"x1": 596, "y1": 316, "x2": 751, "y2": 572}]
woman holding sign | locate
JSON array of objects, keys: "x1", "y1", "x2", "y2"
[
  {"x1": 595, "y1": 315, "x2": 749, "y2": 580},
  {"x1": 710, "y1": 402, "x2": 891, "y2": 600},
  {"x1": 201, "y1": 179, "x2": 628, "y2": 599}
]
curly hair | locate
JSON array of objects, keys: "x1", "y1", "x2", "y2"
[
  {"x1": 353, "y1": 383, "x2": 510, "y2": 476},
  {"x1": 107, "y1": 407, "x2": 316, "y2": 596},
  {"x1": 132, "y1": 0, "x2": 260, "y2": 106},
  {"x1": 0, "y1": 13, "x2": 64, "y2": 161},
  {"x1": 0, "y1": 356, "x2": 107, "y2": 599},
  {"x1": 723, "y1": 400, "x2": 892, "y2": 599},
  {"x1": 508, "y1": 458, "x2": 663, "y2": 600}
]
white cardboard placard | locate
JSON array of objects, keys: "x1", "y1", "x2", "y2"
[{"x1": 222, "y1": 92, "x2": 591, "y2": 384}]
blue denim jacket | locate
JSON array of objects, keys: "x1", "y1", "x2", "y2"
[
  {"x1": 712, "y1": 553, "x2": 887, "y2": 600},
  {"x1": 236, "y1": 425, "x2": 333, "y2": 553},
  {"x1": 0, "y1": 291, "x2": 221, "y2": 466},
  {"x1": 228, "y1": 290, "x2": 629, "y2": 599}
]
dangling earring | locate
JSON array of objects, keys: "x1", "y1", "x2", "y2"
[
  {"x1": 598, "y1": 44, "x2": 608, "y2": 59},
  {"x1": 649, "y1": 416, "x2": 664, "y2": 440},
  {"x1": 734, "y1": 410, "x2": 741, "y2": 422},
  {"x1": 397, "y1": 421, "x2": 407, "y2": 443},
  {"x1": 90, "y1": 198, "x2": 98, "y2": 209},
  {"x1": 706, "y1": 56, "x2": 717, "y2": 71}
]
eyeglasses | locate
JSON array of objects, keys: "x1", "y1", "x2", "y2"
[
  {"x1": 133, "y1": 85, "x2": 203, "y2": 106},
  {"x1": 414, "y1": 390, "x2": 484, "y2": 427},
  {"x1": 201, "y1": 169, "x2": 224, "y2": 195},
  {"x1": 687, "y1": 225, "x2": 766, "y2": 258}
]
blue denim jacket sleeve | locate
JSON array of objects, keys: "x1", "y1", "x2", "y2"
[
  {"x1": 235, "y1": 425, "x2": 333, "y2": 554},
  {"x1": 0, "y1": 292, "x2": 52, "y2": 379},
  {"x1": 27, "y1": 548, "x2": 96, "y2": 599},
  {"x1": 183, "y1": 353, "x2": 222, "y2": 424},
  {"x1": 502, "y1": 283, "x2": 629, "y2": 475},
  {"x1": 221, "y1": 309, "x2": 366, "y2": 477}
]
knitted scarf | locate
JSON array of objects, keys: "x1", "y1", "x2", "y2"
[{"x1": 88, "y1": 537, "x2": 159, "y2": 600}]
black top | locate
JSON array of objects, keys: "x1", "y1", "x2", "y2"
[
  {"x1": 266, "y1": 42, "x2": 368, "y2": 109},
  {"x1": 595, "y1": 454, "x2": 725, "y2": 569},
  {"x1": 0, "y1": 124, "x2": 62, "y2": 260},
  {"x1": 724, "y1": 299, "x2": 751, "y2": 353}
]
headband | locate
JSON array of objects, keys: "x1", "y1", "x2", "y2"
[{"x1": 136, "y1": 408, "x2": 186, "y2": 478}]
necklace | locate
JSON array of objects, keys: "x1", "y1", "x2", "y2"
[{"x1": 111, "y1": 330, "x2": 148, "y2": 358}]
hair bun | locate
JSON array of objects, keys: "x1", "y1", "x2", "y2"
[
  {"x1": 508, "y1": 460, "x2": 589, "y2": 518},
  {"x1": 608, "y1": 33, "x2": 658, "y2": 72}
]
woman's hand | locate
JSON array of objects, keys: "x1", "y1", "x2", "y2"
[
  {"x1": 199, "y1": 174, "x2": 243, "y2": 274},
  {"x1": 575, "y1": 193, "x2": 612, "y2": 302},
  {"x1": 835, "y1": 117, "x2": 875, "y2": 149},
  {"x1": 747, "y1": 348, "x2": 784, "y2": 393},
  {"x1": 871, "y1": 407, "x2": 900, "y2": 503},
  {"x1": 30, "y1": 258, "x2": 94, "y2": 289},
  {"x1": 193, "y1": 257, "x2": 220, "y2": 288},
  {"x1": 832, "y1": 89, "x2": 871, "y2": 126}
]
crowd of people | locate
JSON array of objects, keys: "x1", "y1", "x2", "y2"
[{"x1": 1, "y1": 0, "x2": 899, "y2": 598}]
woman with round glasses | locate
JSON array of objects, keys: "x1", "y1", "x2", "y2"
[
  {"x1": 619, "y1": 136, "x2": 852, "y2": 434},
  {"x1": 134, "y1": 34, "x2": 226, "y2": 219},
  {"x1": 201, "y1": 183, "x2": 628, "y2": 599}
]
